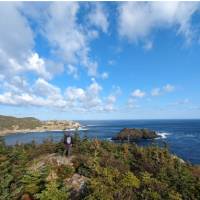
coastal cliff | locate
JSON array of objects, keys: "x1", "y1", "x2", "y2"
[{"x1": 0, "y1": 115, "x2": 80, "y2": 136}]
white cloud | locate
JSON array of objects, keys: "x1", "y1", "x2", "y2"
[
  {"x1": 0, "y1": 92, "x2": 47, "y2": 107},
  {"x1": 0, "y1": 3, "x2": 33, "y2": 79},
  {"x1": 38, "y1": 2, "x2": 99, "y2": 77},
  {"x1": 3, "y1": 76, "x2": 29, "y2": 94},
  {"x1": 67, "y1": 64, "x2": 78, "y2": 79},
  {"x1": 101, "y1": 72, "x2": 109, "y2": 79},
  {"x1": 103, "y1": 86, "x2": 121, "y2": 112},
  {"x1": 127, "y1": 98, "x2": 140, "y2": 109},
  {"x1": 131, "y1": 89, "x2": 146, "y2": 98},
  {"x1": 64, "y1": 80, "x2": 121, "y2": 112},
  {"x1": 151, "y1": 84, "x2": 175, "y2": 96},
  {"x1": 44, "y1": 2, "x2": 83, "y2": 63},
  {"x1": 103, "y1": 95, "x2": 116, "y2": 111},
  {"x1": 27, "y1": 53, "x2": 51, "y2": 80},
  {"x1": 0, "y1": 3, "x2": 34, "y2": 62},
  {"x1": 163, "y1": 84, "x2": 175, "y2": 92},
  {"x1": 151, "y1": 88, "x2": 161, "y2": 96},
  {"x1": 0, "y1": 2, "x2": 116, "y2": 114},
  {"x1": 88, "y1": 3, "x2": 109, "y2": 33},
  {"x1": 65, "y1": 87, "x2": 86, "y2": 102},
  {"x1": 87, "y1": 79, "x2": 102, "y2": 95},
  {"x1": 0, "y1": 3, "x2": 64, "y2": 82},
  {"x1": 118, "y1": 2, "x2": 200, "y2": 44},
  {"x1": 33, "y1": 78, "x2": 61, "y2": 97}
]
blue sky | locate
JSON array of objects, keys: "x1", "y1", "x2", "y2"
[{"x1": 0, "y1": 2, "x2": 200, "y2": 120}]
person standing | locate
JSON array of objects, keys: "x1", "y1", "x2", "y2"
[{"x1": 63, "y1": 131, "x2": 73, "y2": 157}]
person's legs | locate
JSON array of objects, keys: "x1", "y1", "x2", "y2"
[
  {"x1": 63, "y1": 144, "x2": 67, "y2": 156},
  {"x1": 67, "y1": 145, "x2": 71, "y2": 157}
]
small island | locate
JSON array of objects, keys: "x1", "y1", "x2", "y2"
[
  {"x1": 112, "y1": 128, "x2": 159, "y2": 141},
  {"x1": 0, "y1": 115, "x2": 80, "y2": 136}
]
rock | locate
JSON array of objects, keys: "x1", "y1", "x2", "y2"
[
  {"x1": 112, "y1": 128, "x2": 158, "y2": 141},
  {"x1": 29, "y1": 153, "x2": 74, "y2": 171},
  {"x1": 66, "y1": 173, "x2": 87, "y2": 191},
  {"x1": 21, "y1": 193, "x2": 33, "y2": 200}
]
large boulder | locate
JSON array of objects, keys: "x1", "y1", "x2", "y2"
[{"x1": 112, "y1": 128, "x2": 158, "y2": 141}]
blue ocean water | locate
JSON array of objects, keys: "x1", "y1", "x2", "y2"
[{"x1": 3, "y1": 120, "x2": 200, "y2": 164}]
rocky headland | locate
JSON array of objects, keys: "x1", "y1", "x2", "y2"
[{"x1": 0, "y1": 115, "x2": 80, "y2": 136}]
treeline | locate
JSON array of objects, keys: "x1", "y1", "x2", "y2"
[{"x1": 0, "y1": 134, "x2": 200, "y2": 200}]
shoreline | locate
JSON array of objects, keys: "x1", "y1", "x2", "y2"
[
  {"x1": 0, "y1": 129, "x2": 65, "y2": 137},
  {"x1": 0, "y1": 126, "x2": 82, "y2": 137}
]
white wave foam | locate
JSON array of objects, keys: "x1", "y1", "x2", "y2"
[
  {"x1": 62, "y1": 127, "x2": 89, "y2": 132},
  {"x1": 106, "y1": 137, "x2": 112, "y2": 141},
  {"x1": 157, "y1": 132, "x2": 171, "y2": 139},
  {"x1": 78, "y1": 127, "x2": 89, "y2": 131}
]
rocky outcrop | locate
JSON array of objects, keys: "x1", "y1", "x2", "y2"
[{"x1": 112, "y1": 128, "x2": 158, "y2": 141}]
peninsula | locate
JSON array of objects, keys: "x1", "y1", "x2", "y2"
[{"x1": 0, "y1": 115, "x2": 80, "y2": 136}]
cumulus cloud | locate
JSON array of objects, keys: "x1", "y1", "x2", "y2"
[
  {"x1": 0, "y1": 75, "x2": 120, "y2": 113},
  {"x1": 33, "y1": 78, "x2": 61, "y2": 97},
  {"x1": 131, "y1": 89, "x2": 146, "y2": 98},
  {"x1": 65, "y1": 87, "x2": 86, "y2": 102},
  {"x1": 103, "y1": 86, "x2": 121, "y2": 112},
  {"x1": 36, "y1": 2, "x2": 100, "y2": 77},
  {"x1": 0, "y1": 3, "x2": 64, "y2": 82},
  {"x1": 118, "y1": 2, "x2": 200, "y2": 44},
  {"x1": 151, "y1": 84, "x2": 175, "y2": 96},
  {"x1": 64, "y1": 80, "x2": 121, "y2": 112},
  {"x1": 0, "y1": 3, "x2": 34, "y2": 62},
  {"x1": 27, "y1": 53, "x2": 52, "y2": 80},
  {"x1": 163, "y1": 84, "x2": 175, "y2": 92},
  {"x1": 0, "y1": 3, "x2": 33, "y2": 79},
  {"x1": 88, "y1": 3, "x2": 109, "y2": 33},
  {"x1": 0, "y1": 2, "x2": 117, "y2": 113},
  {"x1": 2, "y1": 76, "x2": 29, "y2": 94}
]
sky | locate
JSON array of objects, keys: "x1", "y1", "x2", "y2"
[{"x1": 0, "y1": 1, "x2": 200, "y2": 120}]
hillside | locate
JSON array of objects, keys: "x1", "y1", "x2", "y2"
[
  {"x1": 0, "y1": 115, "x2": 42, "y2": 131},
  {"x1": 0, "y1": 135, "x2": 199, "y2": 200},
  {"x1": 0, "y1": 115, "x2": 80, "y2": 136}
]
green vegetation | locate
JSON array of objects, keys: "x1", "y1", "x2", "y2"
[
  {"x1": 0, "y1": 115, "x2": 42, "y2": 131},
  {"x1": 0, "y1": 134, "x2": 200, "y2": 200}
]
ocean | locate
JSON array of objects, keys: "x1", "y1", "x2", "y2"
[{"x1": 3, "y1": 119, "x2": 200, "y2": 164}]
